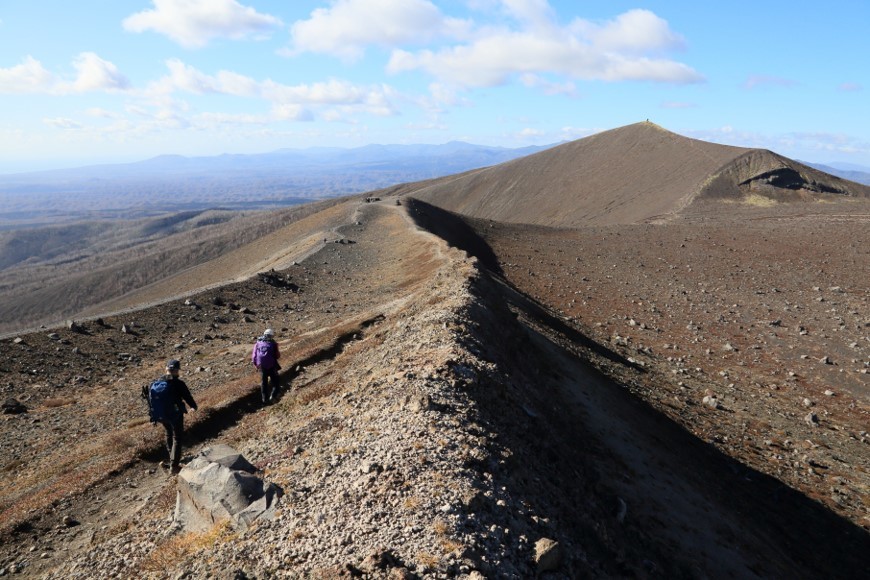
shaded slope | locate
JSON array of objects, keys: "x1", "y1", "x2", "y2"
[{"x1": 409, "y1": 121, "x2": 870, "y2": 226}]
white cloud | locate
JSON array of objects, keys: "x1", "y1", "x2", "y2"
[
  {"x1": 572, "y1": 9, "x2": 686, "y2": 54},
  {"x1": 147, "y1": 60, "x2": 400, "y2": 121},
  {"x1": 287, "y1": 0, "x2": 470, "y2": 62},
  {"x1": 65, "y1": 52, "x2": 130, "y2": 93},
  {"x1": 516, "y1": 127, "x2": 545, "y2": 139},
  {"x1": 123, "y1": 0, "x2": 283, "y2": 49},
  {"x1": 387, "y1": 7, "x2": 702, "y2": 88},
  {"x1": 0, "y1": 54, "x2": 129, "y2": 95},
  {"x1": 43, "y1": 117, "x2": 83, "y2": 129},
  {"x1": 0, "y1": 56, "x2": 54, "y2": 93},
  {"x1": 499, "y1": 0, "x2": 557, "y2": 32}
]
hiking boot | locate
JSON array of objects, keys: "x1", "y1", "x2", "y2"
[{"x1": 170, "y1": 464, "x2": 182, "y2": 475}]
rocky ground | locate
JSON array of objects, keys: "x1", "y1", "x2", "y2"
[
  {"x1": 0, "y1": 197, "x2": 868, "y2": 578},
  {"x1": 469, "y1": 199, "x2": 870, "y2": 532}
]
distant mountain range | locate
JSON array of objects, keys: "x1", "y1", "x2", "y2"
[
  {"x1": 2, "y1": 139, "x2": 868, "y2": 229},
  {"x1": 802, "y1": 162, "x2": 870, "y2": 185},
  {"x1": 0, "y1": 142, "x2": 553, "y2": 226}
]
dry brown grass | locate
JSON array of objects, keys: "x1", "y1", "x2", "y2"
[
  {"x1": 295, "y1": 380, "x2": 340, "y2": 406},
  {"x1": 432, "y1": 518, "x2": 450, "y2": 535},
  {"x1": 42, "y1": 397, "x2": 76, "y2": 408},
  {"x1": 139, "y1": 521, "x2": 235, "y2": 573},
  {"x1": 742, "y1": 194, "x2": 778, "y2": 207},
  {"x1": 416, "y1": 552, "x2": 439, "y2": 570},
  {"x1": 440, "y1": 538, "x2": 463, "y2": 555}
]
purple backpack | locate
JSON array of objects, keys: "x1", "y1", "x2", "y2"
[{"x1": 254, "y1": 339, "x2": 277, "y2": 369}]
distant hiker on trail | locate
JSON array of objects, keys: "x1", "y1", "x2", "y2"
[
  {"x1": 143, "y1": 359, "x2": 197, "y2": 474},
  {"x1": 252, "y1": 328, "x2": 281, "y2": 404}
]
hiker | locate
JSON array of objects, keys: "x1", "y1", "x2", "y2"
[
  {"x1": 145, "y1": 359, "x2": 197, "y2": 473},
  {"x1": 252, "y1": 328, "x2": 281, "y2": 403}
]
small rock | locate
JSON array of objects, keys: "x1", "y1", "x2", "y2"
[
  {"x1": 819, "y1": 356, "x2": 831, "y2": 365},
  {"x1": 2, "y1": 398, "x2": 27, "y2": 415},
  {"x1": 805, "y1": 413, "x2": 819, "y2": 427},
  {"x1": 824, "y1": 390, "x2": 835, "y2": 397},
  {"x1": 534, "y1": 538, "x2": 562, "y2": 573}
]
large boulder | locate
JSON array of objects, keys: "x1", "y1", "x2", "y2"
[{"x1": 174, "y1": 445, "x2": 282, "y2": 532}]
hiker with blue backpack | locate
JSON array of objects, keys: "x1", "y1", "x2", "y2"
[
  {"x1": 143, "y1": 359, "x2": 197, "y2": 473},
  {"x1": 252, "y1": 328, "x2": 281, "y2": 404}
]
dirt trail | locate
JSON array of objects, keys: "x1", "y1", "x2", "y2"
[{"x1": 0, "y1": 199, "x2": 448, "y2": 575}]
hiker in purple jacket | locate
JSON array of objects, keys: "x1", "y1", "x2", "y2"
[{"x1": 252, "y1": 328, "x2": 281, "y2": 403}]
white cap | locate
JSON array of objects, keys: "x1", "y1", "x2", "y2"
[{"x1": 264, "y1": 328, "x2": 274, "y2": 336}]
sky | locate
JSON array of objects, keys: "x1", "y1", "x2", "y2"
[{"x1": 1, "y1": 0, "x2": 868, "y2": 173}]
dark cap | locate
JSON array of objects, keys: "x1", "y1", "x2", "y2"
[{"x1": 166, "y1": 359, "x2": 181, "y2": 370}]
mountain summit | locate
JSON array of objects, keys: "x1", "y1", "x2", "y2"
[{"x1": 411, "y1": 121, "x2": 870, "y2": 226}]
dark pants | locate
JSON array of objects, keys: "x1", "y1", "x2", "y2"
[
  {"x1": 161, "y1": 416, "x2": 183, "y2": 468},
  {"x1": 260, "y1": 366, "x2": 280, "y2": 402}
]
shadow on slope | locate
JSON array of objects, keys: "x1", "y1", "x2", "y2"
[
  {"x1": 458, "y1": 267, "x2": 870, "y2": 578},
  {"x1": 405, "y1": 200, "x2": 869, "y2": 576},
  {"x1": 405, "y1": 198, "x2": 641, "y2": 371}
]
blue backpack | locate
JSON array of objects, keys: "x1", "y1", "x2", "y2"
[
  {"x1": 254, "y1": 340, "x2": 277, "y2": 369},
  {"x1": 145, "y1": 379, "x2": 176, "y2": 423}
]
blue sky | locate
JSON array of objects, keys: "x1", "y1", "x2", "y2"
[{"x1": 0, "y1": 0, "x2": 868, "y2": 173}]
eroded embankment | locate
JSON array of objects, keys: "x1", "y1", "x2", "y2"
[{"x1": 404, "y1": 197, "x2": 870, "y2": 579}]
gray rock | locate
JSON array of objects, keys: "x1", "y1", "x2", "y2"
[
  {"x1": 405, "y1": 393, "x2": 431, "y2": 413},
  {"x1": 200, "y1": 444, "x2": 257, "y2": 472},
  {"x1": 174, "y1": 446, "x2": 281, "y2": 532}
]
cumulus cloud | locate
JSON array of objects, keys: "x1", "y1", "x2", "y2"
[
  {"x1": 149, "y1": 60, "x2": 399, "y2": 119},
  {"x1": 0, "y1": 54, "x2": 129, "y2": 94},
  {"x1": 123, "y1": 0, "x2": 283, "y2": 49},
  {"x1": 0, "y1": 56, "x2": 54, "y2": 93},
  {"x1": 65, "y1": 53, "x2": 130, "y2": 93},
  {"x1": 286, "y1": 0, "x2": 470, "y2": 62},
  {"x1": 387, "y1": 6, "x2": 702, "y2": 88},
  {"x1": 572, "y1": 9, "x2": 686, "y2": 54}
]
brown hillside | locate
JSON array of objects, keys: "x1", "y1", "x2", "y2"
[{"x1": 410, "y1": 121, "x2": 870, "y2": 226}]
